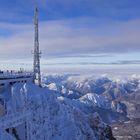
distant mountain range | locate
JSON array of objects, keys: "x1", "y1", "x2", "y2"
[{"x1": 43, "y1": 74, "x2": 140, "y2": 123}]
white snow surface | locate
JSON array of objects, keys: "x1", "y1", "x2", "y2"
[
  {"x1": 79, "y1": 93, "x2": 111, "y2": 109},
  {"x1": 0, "y1": 128, "x2": 16, "y2": 140},
  {"x1": 2, "y1": 73, "x2": 139, "y2": 139},
  {"x1": 2, "y1": 82, "x2": 110, "y2": 140}
]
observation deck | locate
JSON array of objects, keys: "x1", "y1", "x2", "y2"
[{"x1": 0, "y1": 71, "x2": 33, "y2": 86}]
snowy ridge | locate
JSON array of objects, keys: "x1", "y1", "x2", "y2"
[
  {"x1": 0, "y1": 82, "x2": 115, "y2": 140},
  {"x1": 43, "y1": 74, "x2": 140, "y2": 123},
  {"x1": 0, "y1": 74, "x2": 139, "y2": 139},
  {"x1": 79, "y1": 93, "x2": 110, "y2": 109}
]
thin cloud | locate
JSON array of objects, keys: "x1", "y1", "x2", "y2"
[
  {"x1": 0, "y1": 17, "x2": 140, "y2": 60},
  {"x1": 119, "y1": 60, "x2": 140, "y2": 64}
]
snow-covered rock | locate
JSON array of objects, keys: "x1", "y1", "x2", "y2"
[
  {"x1": 79, "y1": 93, "x2": 111, "y2": 109},
  {"x1": 1, "y1": 73, "x2": 140, "y2": 139},
  {"x1": 3, "y1": 82, "x2": 115, "y2": 140},
  {"x1": 0, "y1": 128, "x2": 16, "y2": 140},
  {"x1": 42, "y1": 74, "x2": 140, "y2": 123}
]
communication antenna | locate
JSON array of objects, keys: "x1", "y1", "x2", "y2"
[{"x1": 33, "y1": 7, "x2": 41, "y2": 86}]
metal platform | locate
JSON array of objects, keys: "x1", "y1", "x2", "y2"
[{"x1": 0, "y1": 71, "x2": 33, "y2": 86}]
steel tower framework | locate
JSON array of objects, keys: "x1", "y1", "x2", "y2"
[{"x1": 33, "y1": 7, "x2": 41, "y2": 86}]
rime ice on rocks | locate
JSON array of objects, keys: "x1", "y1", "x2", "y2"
[{"x1": 0, "y1": 82, "x2": 115, "y2": 140}]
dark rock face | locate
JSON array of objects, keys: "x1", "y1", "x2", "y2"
[
  {"x1": 121, "y1": 90, "x2": 140, "y2": 118},
  {"x1": 87, "y1": 113, "x2": 116, "y2": 140},
  {"x1": 104, "y1": 125, "x2": 116, "y2": 140},
  {"x1": 111, "y1": 118, "x2": 140, "y2": 140},
  {"x1": 109, "y1": 90, "x2": 140, "y2": 140}
]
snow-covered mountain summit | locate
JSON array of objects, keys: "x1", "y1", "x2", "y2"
[
  {"x1": 1, "y1": 73, "x2": 139, "y2": 139},
  {"x1": 0, "y1": 82, "x2": 115, "y2": 140},
  {"x1": 43, "y1": 74, "x2": 140, "y2": 123}
]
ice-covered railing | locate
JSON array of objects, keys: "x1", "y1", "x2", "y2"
[
  {"x1": 0, "y1": 111, "x2": 31, "y2": 129},
  {"x1": 0, "y1": 71, "x2": 33, "y2": 79}
]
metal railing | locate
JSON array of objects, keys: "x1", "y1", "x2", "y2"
[
  {"x1": 0, "y1": 71, "x2": 33, "y2": 79},
  {"x1": 0, "y1": 111, "x2": 31, "y2": 129}
]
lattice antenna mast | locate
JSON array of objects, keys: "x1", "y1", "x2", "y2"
[{"x1": 33, "y1": 7, "x2": 41, "y2": 86}]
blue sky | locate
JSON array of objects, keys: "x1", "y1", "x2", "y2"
[
  {"x1": 0, "y1": 0, "x2": 140, "y2": 70},
  {"x1": 1, "y1": 0, "x2": 140, "y2": 22}
]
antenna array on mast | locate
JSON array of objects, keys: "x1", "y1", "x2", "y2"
[{"x1": 33, "y1": 7, "x2": 41, "y2": 86}]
